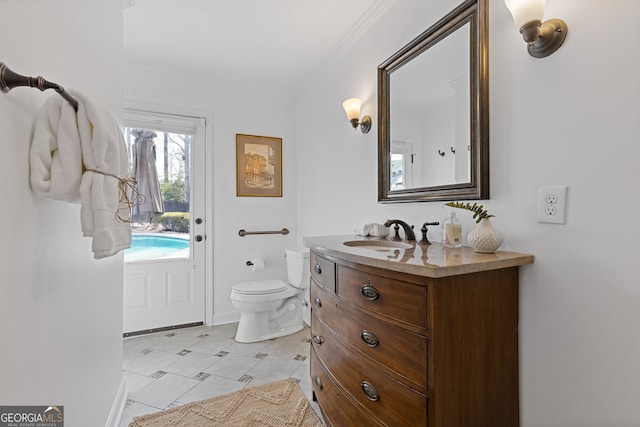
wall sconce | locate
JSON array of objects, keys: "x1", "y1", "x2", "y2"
[
  {"x1": 504, "y1": 0, "x2": 567, "y2": 58},
  {"x1": 342, "y1": 98, "x2": 372, "y2": 134}
]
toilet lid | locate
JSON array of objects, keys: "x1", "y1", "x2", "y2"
[{"x1": 232, "y1": 280, "x2": 288, "y2": 295}]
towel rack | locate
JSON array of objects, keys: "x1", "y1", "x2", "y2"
[
  {"x1": 0, "y1": 62, "x2": 78, "y2": 111},
  {"x1": 238, "y1": 228, "x2": 289, "y2": 237}
]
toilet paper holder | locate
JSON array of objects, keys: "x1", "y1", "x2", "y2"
[{"x1": 246, "y1": 257, "x2": 265, "y2": 271}]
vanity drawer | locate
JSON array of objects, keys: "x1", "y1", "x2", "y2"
[
  {"x1": 311, "y1": 348, "x2": 386, "y2": 427},
  {"x1": 310, "y1": 251, "x2": 336, "y2": 292},
  {"x1": 311, "y1": 282, "x2": 427, "y2": 390},
  {"x1": 337, "y1": 265, "x2": 427, "y2": 329},
  {"x1": 312, "y1": 315, "x2": 427, "y2": 426}
]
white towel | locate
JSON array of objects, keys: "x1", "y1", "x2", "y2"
[
  {"x1": 369, "y1": 224, "x2": 390, "y2": 237},
  {"x1": 30, "y1": 90, "x2": 131, "y2": 259},
  {"x1": 354, "y1": 223, "x2": 374, "y2": 236},
  {"x1": 30, "y1": 95, "x2": 83, "y2": 202}
]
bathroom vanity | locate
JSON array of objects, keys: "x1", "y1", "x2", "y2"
[{"x1": 303, "y1": 235, "x2": 534, "y2": 427}]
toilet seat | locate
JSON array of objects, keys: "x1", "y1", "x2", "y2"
[{"x1": 232, "y1": 279, "x2": 288, "y2": 295}]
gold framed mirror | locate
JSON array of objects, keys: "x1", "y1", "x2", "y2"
[{"x1": 378, "y1": 0, "x2": 488, "y2": 203}]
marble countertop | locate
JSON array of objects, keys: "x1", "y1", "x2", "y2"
[{"x1": 303, "y1": 235, "x2": 535, "y2": 278}]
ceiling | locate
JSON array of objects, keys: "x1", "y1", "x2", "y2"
[{"x1": 123, "y1": 0, "x2": 395, "y2": 94}]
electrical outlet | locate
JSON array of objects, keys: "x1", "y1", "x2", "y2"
[
  {"x1": 538, "y1": 186, "x2": 567, "y2": 224},
  {"x1": 545, "y1": 194, "x2": 558, "y2": 204}
]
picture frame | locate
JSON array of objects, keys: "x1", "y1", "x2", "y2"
[{"x1": 236, "y1": 134, "x2": 282, "y2": 197}]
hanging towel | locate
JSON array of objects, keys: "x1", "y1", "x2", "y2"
[
  {"x1": 30, "y1": 95, "x2": 83, "y2": 202},
  {"x1": 30, "y1": 90, "x2": 131, "y2": 259},
  {"x1": 75, "y1": 90, "x2": 131, "y2": 259}
]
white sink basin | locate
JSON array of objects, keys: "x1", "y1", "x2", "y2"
[{"x1": 343, "y1": 240, "x2": 413, "y2": 252}]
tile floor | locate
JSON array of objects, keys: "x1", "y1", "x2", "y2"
[{"x1": 119, "y1": 323, "x2": 323, "y2": 426}]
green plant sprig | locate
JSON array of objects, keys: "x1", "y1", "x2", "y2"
[{"x1": 445, "y1": 201, "x2": 494, "y2": 224}]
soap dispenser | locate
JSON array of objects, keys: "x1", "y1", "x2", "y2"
[{"x1": 442, "y1": 211, "x2": 462, "y2": 248}]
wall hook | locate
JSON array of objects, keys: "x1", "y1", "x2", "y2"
[
  {"x1": 450, "y1": 147, "x2": 456, "y2": 154},
  {"x1": 438, "y1": 150, "x2": 446, "y2": 157}
]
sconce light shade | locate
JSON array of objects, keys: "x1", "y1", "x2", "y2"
[
  {"x1": 342, "y1": 98, "x2": 371, "y2": 134},
  {"x1": 504, "y1": 0, "x2": 544, "y2": 28},
  {"x1": 342, "y1": 98, "x2": 361, "y2": 121},
  {"x1": 504, "y1": 0, "x2": 567, "y2": 58}
]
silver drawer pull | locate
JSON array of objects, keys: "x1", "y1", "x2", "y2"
[
  {"x1": 312, "y1": 335, "x2": 324, "y2": 345},
  {"x1": 313, "y1": 297, "x2": 322, "y2": 308},
  {"x1": 360, "y1": 284, "x2": 380, "y2": 301},
  {"x1": 315, "y1": 376, "x2": 323, "y2": 390},
  {"x1": 313, "y1": 264, "x2": 322, "y2": 274},
  {"x1": 360, "y1": 330, "x2": 379, "y2": 347},
  {"x1": 361, "y1": 381, "x2": 379, "y2": 401}
]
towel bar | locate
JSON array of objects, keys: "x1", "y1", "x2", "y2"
[{"x1": 0, "y1": 62, "x2": 78, "y2": 111}]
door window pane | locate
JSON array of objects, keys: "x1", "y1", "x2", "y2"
[{"x1": 124, "y1": 127, "x2": 192, "y2": 262}]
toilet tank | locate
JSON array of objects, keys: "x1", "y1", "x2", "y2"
[{"x1": 285, "y1": 247, "x2": 310, "y2": 289}]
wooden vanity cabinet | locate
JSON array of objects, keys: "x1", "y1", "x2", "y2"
[{"x1": 309, "y1": 251, "x2": 521, "y2": 427}]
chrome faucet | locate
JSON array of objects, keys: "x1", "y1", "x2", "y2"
[{"x1": 384, "y1": 219, "x2": 416, "y2": 241}]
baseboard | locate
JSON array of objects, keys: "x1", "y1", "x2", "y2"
[
  {"x1": 123, "y1": 321, "x2": 205, "y2": 338},
  {"x1": 212, "y1": 311, "x2": 240, "y2": 326},
  {"x1": 105, "y1": 374, "x2": 127, "y2": 427}
]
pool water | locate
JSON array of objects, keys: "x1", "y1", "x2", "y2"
[{"x1": 125, "y1": 234, "x2": 190, "y2": 262}]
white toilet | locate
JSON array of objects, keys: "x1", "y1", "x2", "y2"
[{"x1": 231, "y1": 247, "x2": 311, "y2": 343}]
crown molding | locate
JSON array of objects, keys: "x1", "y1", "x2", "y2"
[{"x1": 322, "y1": 0, "x2": 397, "y2": 66}]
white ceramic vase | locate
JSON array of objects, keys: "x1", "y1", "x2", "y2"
[{"x1": 467, "y1": 218, "x2": 503, "y2": 253}]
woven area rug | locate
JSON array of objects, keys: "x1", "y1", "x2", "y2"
[{"x1": 129, "y1": 378, "x2": 323, "y2": 426}]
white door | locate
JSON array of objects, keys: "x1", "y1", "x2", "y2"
[{"x1": 122, "y1": 111, "x2": 207, "y2": 335}]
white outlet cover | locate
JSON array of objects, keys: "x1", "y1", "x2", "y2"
[{"x1": 538, "y1": 186, "x2": 568, "y2": 224}]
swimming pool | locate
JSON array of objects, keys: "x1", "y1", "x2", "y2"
[{"x1": 125, "y1": 234, "x2": 190, "y2": 262}]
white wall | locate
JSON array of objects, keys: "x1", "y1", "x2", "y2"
[
  {"x1": 422, "y1": 100, "x2": 456, "y2": 185},
  {"x1": 0, "y1": 1, "x2": 125, "y2": 426},
  {"x1": 124, "y1": 63, "x2": 298, "y2": 324},
  {"x1": 295, "y1": 0, "x2": 640, "y2": 426}
]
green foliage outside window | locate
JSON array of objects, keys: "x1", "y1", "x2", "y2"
[
  {"x1": 161, "y1": 179, "x2": 186, "y2": 203},
  {"x1": 157, "y1": 212, "x2": 190, "y2": 233}
]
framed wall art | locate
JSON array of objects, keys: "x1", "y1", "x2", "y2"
[{"x1": 236, "y1": 134, "x2": 282, "y2": 197}]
